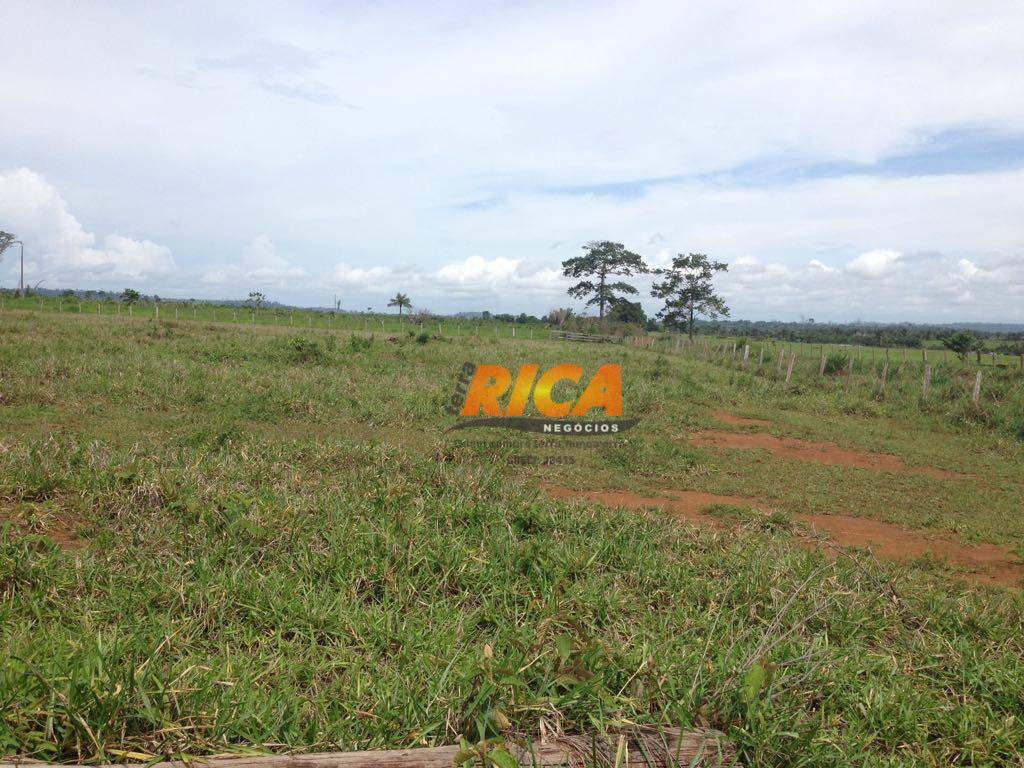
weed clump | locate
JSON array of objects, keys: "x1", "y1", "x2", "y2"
[
  {"x1": 823, "y1": 351, "x2": 849, "y2": 374},
  {"x1": 349, "y1": 334, "x2": 373, "y2": 352},
  {"x1": 276, "y1": 336, "x2": 325, "y2": 364}
]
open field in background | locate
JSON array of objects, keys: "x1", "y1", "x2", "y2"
[
  {"x1": 0, "y1": 295, "x2": 540, "y2": 340},
  {"x1": 2, "y1": 310, "x2": 1024, "y2": 766},
  {"x1": 680, "y1": 334, "x2": 1024, "y2": 370},
  {"x1": 3, "y1": 294, "x2": 1024, "y2": 368}
]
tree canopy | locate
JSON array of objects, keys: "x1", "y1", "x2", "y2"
[
  {"x1": 941, "y1": 330, "x2": 980, "y2": 361},
  {"x1": 388, "y1": 292, "x2": 412, "y2": 316},
  {"x1": 607, "y1": 299, "x2": 647, "y2": 327},
  {"x1": 562, "y1": 241, "x2": 647, "y2": 320},
  {"x1": 651, "y1": 253, "x2": 729, "y2": 339}
]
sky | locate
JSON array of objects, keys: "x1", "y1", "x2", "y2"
[{"x1": 1, "y1": 1, "x2": 1023, "y2": 322}]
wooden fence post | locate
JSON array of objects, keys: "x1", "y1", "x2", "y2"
[
  {"x1": 923, "y1": 364, "x2": 932, "y2": 399},
  {"x1": 972, "y1": 371, "x2": 983, "y2": 406},
  {"x1": 785, "y1": 352, "x2": 797, "y2": 384},
  {"x1": 846, "y1": 355, "x2": 853, "y2": 383},
  {"x1": 742, "y1": 345, "x2": 750, "y2": 367},
  {"x1": 777, "y1": 349, "x2": 785, "y2": 373},
  {"x1": 879, "y1": 361, "x2": 889, "y2": 397},
  {"x1": 758, "y1": 346, "x2": 765, "y2": 367},
  {"x1": 819, "y1": 354, "x2": 827, "y2": 376}
]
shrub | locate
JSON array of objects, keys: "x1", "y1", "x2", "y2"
[
  {"x1": 281, "y1": 336, "x2": 324, "y2": 364},
  {"x1": 349, "y1": 334, "x2": 373, "y2": 352},
  {"x1": 823, "y1": 351, "x2": 849, "y2": 375}
]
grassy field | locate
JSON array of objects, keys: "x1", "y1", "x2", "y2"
[
  {"x1": 2, "y1": 310, "x2": 1023, "y2": 766},
  {"x1": 685, "y1": 334, "x2": 1024, "y2": 370},
  {"x1": 0, "y1": 295, "x2": 542, "y2": 340},
  {"x1": 4, "y1": 295, "x2": 1023, "y2": 368}
]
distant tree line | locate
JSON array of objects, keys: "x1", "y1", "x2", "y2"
[{"x1": 695, "y1": 319, "x2": 1024, "y2": 354}]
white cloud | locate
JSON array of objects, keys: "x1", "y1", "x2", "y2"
[
  {"x1": 200, "y1": 234, "x2": 305, "y2": 287},
  {"x1": 0, "y1": 168, "x2": 175, "y2": 285},
  {"x1": 958, "y1": 258, "x2": 981, "y2": 277},
  {"x1": 846, "y1": 249, "x2": 903, "y2": 280},
  {"x1": 328, "y1": 262, "x2": 394, "y2": 289},
  {"x1": 1, "y1": 3, "x2": 1023, "y2": 319},
  {"x1": 326, "y1": 254, "x2": 567, "y2": 305},
  {"x1": 432, "y1": 255, "x2": 565, "y2": 297}
]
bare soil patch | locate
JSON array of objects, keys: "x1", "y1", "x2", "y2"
[
  {"x1": 544, "y1": 486, "x2": 1022, "y2": 587},
  {"x1": 799, "y1": 513, "x2": 1022, "y2": 587},
  {"x1": 712, "y1": 411, "x2": 773, "y2": 428},
  {"x1": 543, "y1": 485, "x2": 770, "y2": 524},
  {"x1": 0, "y1": 503, "x2": 85, "y2": 550},
  {"x1": 690, "y1": 429, "x2": 967, "y2": 479}
]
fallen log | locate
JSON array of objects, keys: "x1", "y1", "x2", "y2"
[{"x1": 1, "y1": 727, "x2": 737, "y2": 768}]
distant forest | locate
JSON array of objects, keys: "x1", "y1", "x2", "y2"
[{"x1": 696, "y1": 319, "x2": 1024, "y2": 354}]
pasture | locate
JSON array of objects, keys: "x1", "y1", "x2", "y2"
[{"x1": 1, "y1": 310, "x2": 1023, "y2": 766}]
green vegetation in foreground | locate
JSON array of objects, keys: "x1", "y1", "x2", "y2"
[{"x1": 1, "y1": 310, "x2": 1023, "y2": 766}]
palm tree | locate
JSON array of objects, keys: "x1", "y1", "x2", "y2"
[{"x1": 388, "y1": 292, "x2": 412, "y2": 317}]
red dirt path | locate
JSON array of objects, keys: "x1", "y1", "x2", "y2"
[
  {"x1": 711, "y1": 411, "x2": 773, "y2": 428},
  {"x1": 543, "y1": 486, "x2": 1022, "y2": 587},
  {"x1": 691, "y1": 429, "x2": 967, "y2": 480}
]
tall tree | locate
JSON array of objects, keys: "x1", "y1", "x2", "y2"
[
  {"x1": 388, "y1": 292, "x2": 412, "y2": 317},
  {"x1": 246, "y1": 291, "x2": 267, "y2": 311},
  {"x1": 651, "y1": 253, "x2": 729, "y2": 339},
  {"x1": 562, "y1": 241, "x2": 647, "y2": 321}
]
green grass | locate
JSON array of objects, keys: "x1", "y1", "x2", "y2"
[
  {"x1": 1, "y1": 310, "x2": 1023, "y2": 766},
  {"x1": 0, "y1": 295, "x2": 543, "y2": 340},
  {"x1": 675, "y1": 333, "x2": 1024, "y2": 370}
]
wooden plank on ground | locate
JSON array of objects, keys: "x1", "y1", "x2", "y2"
[{"x1": 0, "y1": 728, "x2": 737, "y2": 768}]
